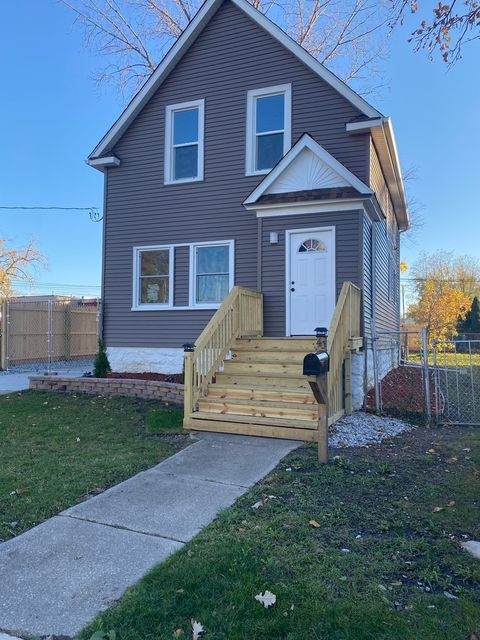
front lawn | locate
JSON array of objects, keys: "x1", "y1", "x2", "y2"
[
  {"x1": 81, "y1": 425, "x2": 480, "y2": 640},
  {"x1": 0, "y1": 391, "x2": 185, "y2": 541}
]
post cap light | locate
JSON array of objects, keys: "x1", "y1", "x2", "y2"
[
  {"x1": 182, "y1": 343, "x2": 195, "y2": 352},
  {"x1": 315, "y1": 327, "x2": 328, "y2": 338}
]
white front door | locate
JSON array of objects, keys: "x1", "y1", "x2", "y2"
[{"x1": 287, "y1": 228, "x2": 335, "y2": 336}]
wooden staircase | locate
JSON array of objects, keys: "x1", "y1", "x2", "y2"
[
  {"x1": 184, "y1": 337, "x2": 319, "y2": 441},
  {"x1": 183, "y1": 283, "x2": 362, "y2": 442}
]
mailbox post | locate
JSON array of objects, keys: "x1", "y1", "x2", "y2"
[{"x1": 303, "y1": 327, "x2": 329, "y2": 464}]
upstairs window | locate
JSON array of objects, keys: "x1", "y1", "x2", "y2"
[
  {"x1": 165, "y1": 99, "x2": 204, "y2": 184},
  {"x1": 246, "y1": 84, "x2": 291, "y2": 175}
]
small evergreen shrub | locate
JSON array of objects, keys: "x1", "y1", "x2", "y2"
[{"x1": 93, "y1": 339, "x2": 112, "y2": 378}]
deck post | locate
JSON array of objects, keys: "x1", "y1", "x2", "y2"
[
  {"x1": 183, "y1": 344, "x2": 195, "y2": 420},
  {"x1": 344, "y1": 351, "x2": 353, "y2": 415}
]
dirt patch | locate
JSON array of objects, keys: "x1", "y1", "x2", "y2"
[{"x1": 108, "y1": 371, "x2": 183, "y2": 384}]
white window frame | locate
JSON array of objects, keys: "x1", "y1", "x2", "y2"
[
  {"x1": 132, "y1": 245, "x2": 174, "y2": 310},
  {"x1": 246, "y1": 84, "x2": 292, "y2": 177},
  {"x1": 189, "y1": 240, "x2": 235, "y2": 309},
  {"x1": 165, "y1": 99, "x2": 205, "y2": 185}
]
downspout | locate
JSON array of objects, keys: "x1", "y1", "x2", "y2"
[
  {"x1": 371, "y1": 220, "x2": 381, "y2": 411},
  {"x1": 99, "y1": 169, "x2": 108, "y2": 341}
]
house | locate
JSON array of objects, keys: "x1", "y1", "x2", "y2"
[{"x1": 87, "y1": 0, "x2": 409, "y2": 440}]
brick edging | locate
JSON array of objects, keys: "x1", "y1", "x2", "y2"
[{"x1": 29, "y1": 375, "x2": 184, "y2": 405}]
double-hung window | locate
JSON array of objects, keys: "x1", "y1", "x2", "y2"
[
  {"x1": 190, "y1": 241, "x2": 234, "y2": 308},
  {"x1": 246, "y1": 84, "x2": 291, "y2": 175},
  {"x1": 165, "y1": 99, "x2": 204, "y2": 183},
  {"x1": 133, "y1": 246, "x2": 173, "y2": 309}
]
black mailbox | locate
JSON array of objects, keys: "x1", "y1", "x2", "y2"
[{"x1": 303, "y1": 351, "x2": 329, "y2": 377}]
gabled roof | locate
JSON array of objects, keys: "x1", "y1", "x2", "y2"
[
  {"x1": 87, "y1": 0, "x2": 382, "y2": 163},
  {"x1": 243, "y1": 134, "x2": 372, "y2": 207}
]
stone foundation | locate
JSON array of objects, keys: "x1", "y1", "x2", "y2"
[
  {"x1": 29, "y1": 375, "x2": 184, "y2": 405},
  {"x1": 107, "y1": 346, "x2": 184, "y2": 374}
]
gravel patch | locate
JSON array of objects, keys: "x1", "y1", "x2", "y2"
[{"x1": 329, "y1": 411, "x2": 414, "y2": 448}]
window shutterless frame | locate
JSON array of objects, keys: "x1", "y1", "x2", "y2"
[
  {"x1": 246, "y1": 84, "x2": 291, "y2": 176},
  {"x1": 132, "y1": 245, "x2": 174, "y2": 310},
  {"x1": 164, "y1": 99, "x2": 205, "y2": 184},
  {"x1": 189, "y1": 240, "x2": 235, "y2": 309}
]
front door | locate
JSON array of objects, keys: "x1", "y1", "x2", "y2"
[{"x1": 288, "y1": 228, "x2": 335, "y2": 336}]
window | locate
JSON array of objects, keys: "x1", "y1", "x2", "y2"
[
  {"x1": 246, "y1": 84, "x2": 291, "y2": 175},
  {"x1": 190, "y1": 241, "x2": 234, "y2": 307},
  {"x1": 165, "y1": 99, "x2": 204, "y2": 183},
  {"x1": 133, "y1": 246, "x2": 173, "y2": 309},
  {"x1": 298, "y1": 238, "x2": 326, "y2": 253}
]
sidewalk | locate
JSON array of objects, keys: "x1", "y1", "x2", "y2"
[
  {"x1": 0, "y1": 432, "x2": 299, "y2": 637},
  {"x1": 0, "y1": 369, "x2": 86, "y2": 395}
]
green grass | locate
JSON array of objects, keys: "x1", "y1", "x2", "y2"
[
  {"x1": 81, "y1": 426, "x2": 480, "y2": 640},
  {"x1": 409, "y1": 351, "x2": 480, "y2": 367},
  {"x1": 0, "y1": 391, "x2": 185, "y2": 541}
]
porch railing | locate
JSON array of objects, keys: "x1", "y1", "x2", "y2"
[
  {"x1": 327, "y1": 282, "x2": 362, "y2": 423},
  {"x1": 184, "y1": 287, "x2": 263, "y2": 418}
]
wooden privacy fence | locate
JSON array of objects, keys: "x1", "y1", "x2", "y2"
[{"x1": 0, "y1": 298, "x2": 100, "y2": 370}]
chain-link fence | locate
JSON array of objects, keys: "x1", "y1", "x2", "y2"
[
  {"x1": 365, "y1": 329, "x2": 433, "y2": 423},
  {"x1": 364, "y1": 329, "x2": 480, "y2": 426},
  {"x1": 0, "y1": 298, "x2": 100, "y2": 373},
  {"x1": 433, "y1": 339, "x2": 480, "y2": 425}
]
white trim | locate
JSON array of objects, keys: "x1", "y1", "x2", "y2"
[
  {"x1": 189, "y1": 239, "x2": 235, "y2": 309},
  {"x1": 164, "y1": 98, "x2": 205, "y2": 184},
  {"x1": 254, "y1": 200, "x2": 368, "y2": 217},
  {"x1": 243, "y1": 134, "x2": 372, "y2": 206},
  {"x1": 245, "y1": 83, "x2": 292, "y2": 176},
  {"x1": 132, "y1": 245, "x2": 174, "y2": 310},
  {"x1": 345, "y1": 118, "x2": 384, "y2": 133},
  {"x1": 87, "y1": 156, "x2": 121, "y2": 168},
  {"x1": 87, "y1": 0, "x2": 381, "y2": 162},
  {"x1": 346, "y1": 117, "x2": 409, "y2": 230},
  {"x1": 285, "y1": 226, "x2": 336, "y2": 336}
]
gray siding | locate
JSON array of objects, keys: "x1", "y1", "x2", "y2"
[
  {"x1": 102, "y1": 0, "x2": 370, "y2": 348},
  {"x1": 362, "y1": 213, "x2": 373, "y2": 338},
  {"x1": 261, "y1": 211, "x2": 363, "y2": 336}
]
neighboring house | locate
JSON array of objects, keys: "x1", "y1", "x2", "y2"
[{"x1": 88, "y1": 0, "x2": 409, "y2": 436}]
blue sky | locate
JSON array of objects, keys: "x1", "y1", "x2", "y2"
[{"x1": 1, "y1": 1, "x2": 478, "y2": 296}]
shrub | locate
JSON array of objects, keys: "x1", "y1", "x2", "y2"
[{"x1": 93, "y1": 339, "x2": 112, "y2": 378}]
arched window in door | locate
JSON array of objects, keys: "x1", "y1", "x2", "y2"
[{"x1": 298, "y1": 238, "x2": 326, "y2": 253}]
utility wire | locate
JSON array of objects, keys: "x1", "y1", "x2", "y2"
[{"x1": 0, "y1": 205, "x2": 102, "y2": 222}]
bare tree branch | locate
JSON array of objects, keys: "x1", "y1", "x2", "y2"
[{"x1": 61, "y1": 0, "x2": 392, "y2": 96}]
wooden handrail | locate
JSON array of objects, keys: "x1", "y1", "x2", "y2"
[
  {"x1": 184, "y1": 287, "x2": 263, "y2": 419},
  {"x1": 327, "y1": 282, "x2": 361, "y2": 422}
]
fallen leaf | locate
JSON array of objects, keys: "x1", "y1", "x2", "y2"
[
  {"x1": 255, "y1": 590, "x2": 276, "y2": 608},
  {"x1": 445, "y1": 457, "x2": 458, "y2": 464},
  {"x1": 432, "y1": 506, "x2": 444, "y2": 513},
  {"x1": 427, "y1": 448, "x2": 436, "y2": 454},
  {"x1": 191, "y1": 619, "x2": 204, "y2": 640},
  {"x1": 309, "y1": 519, "x2": 321, "y2": 528},
  {"x1": 443, "y1": 590, "x2": 458, "y2": 600},
  {"x1": 252, "y1": 500, "x2": 264, "y2": 510},
  {"x1": 173, "y1": 630, "x2": 184, "y2": 639},
  {"x1": 446, "y1": 500, "x2": 456, "y2": 508},
  {"x1": 390, "y1": 580, "x2": 403, "y2": 587},
  {"x1": 15, "y1": 488, "x2": 27, "y2": 495}
]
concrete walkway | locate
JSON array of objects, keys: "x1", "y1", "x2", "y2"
[
  {"x1": 0, "y1": 370, "x2": 86, "y2": 395},
  {"x1": 0, "y1": 432, "x2": 299, "y2": 637}
]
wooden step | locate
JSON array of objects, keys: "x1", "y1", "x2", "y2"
[
  {"x1": 186, "y1": 411, "x2": 317, "y2": 431},
  {"x1": 207, "y1": 384, "x2": 315, "y2": 404},
  {"x1": 234, "y1": 338, "x2": 317, "y2": 352},
  {"x1": 222, "y1": 361, "x2": 303, "y2": 376},
  {"x1": 215, "y1": 372, "x2": 310, "y2": 389},
  {"x1": 230, "y1": 350, "x2": 307, "y2": 364},
  {"x1": 197, "y1": 397, "x2": 318, "y2": 421},
  {"x1": 185, "y1": 417, "x2": 318, "y2": 442}
]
